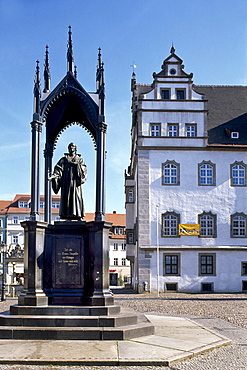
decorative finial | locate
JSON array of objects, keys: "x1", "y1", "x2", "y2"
[
  {"x1": 170, "y1": 44, "x2": 175, "y2": 54},
  {"x1": 74, "y1": 65, "x2": 77, "y2": 79},
  {"x1": 67, "y1": 25, "x2": 74, "y2": 73},
  {"x1": 43, "y1": 45, "x2": 50, "y2": 93}
]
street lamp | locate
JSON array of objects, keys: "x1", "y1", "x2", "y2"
[{"x1": 0, "y1": 241, "x2": 6, "y2": 301}]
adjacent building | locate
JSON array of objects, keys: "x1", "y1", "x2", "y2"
[
  {"x1": 125, "y1": 47, "x2": 247, "y2": 293},
  {"x1": 0, "y1": 194, "x2": 129, "y2": 293}
]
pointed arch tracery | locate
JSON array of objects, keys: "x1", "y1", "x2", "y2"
[{"x1": 41, "y1": 85, "x2": 99, "y2": 152}]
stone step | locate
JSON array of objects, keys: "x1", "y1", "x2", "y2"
[
  {"x1": 0, "y1": 321, "x2": 154, "y2": 340},
  {"x1": 10, "y1": 305, "x2": 121, "y2": 316},
  {"x1": 0, "y1": 313, "x2": 138, "y2": 328}
]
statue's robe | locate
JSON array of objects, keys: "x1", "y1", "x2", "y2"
[{"x1": 52, "y1": 153, "x2": 87, "y2": 220}]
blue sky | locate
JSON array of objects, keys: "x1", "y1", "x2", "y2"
[{"x1": 0, "y1": 0, "x2": 247, "y2": 214}]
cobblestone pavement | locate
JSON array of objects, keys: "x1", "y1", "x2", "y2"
[{"x1": 0, "y1": 291, "x2": 246, "y2": 369}]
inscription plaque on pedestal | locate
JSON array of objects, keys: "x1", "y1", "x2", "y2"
[{"x1": 53, "y1": 236, "x2": 84, "y2": 288}]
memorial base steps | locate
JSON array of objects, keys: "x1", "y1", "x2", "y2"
[{"x1": 0, "y1": 305, "x2": 154, "y2": 340}]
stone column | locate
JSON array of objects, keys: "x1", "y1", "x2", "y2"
[
  {"x1": 30, "y1": 120, "x2": 42, "y2": 221},
  {"x1": 95, "y1": 121, "x2": 107, "y2": 221},
  {"x1": 18, "y1": 221, "x2": 48, "y2": 306}
]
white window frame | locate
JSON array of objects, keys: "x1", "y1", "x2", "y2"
[
  {"x1": 231, "y1": 162, "x2": 246, "y2": 186},
  {"x1": 231, "y1": 213, "x2": 247, "y2": 238},
  {"x1": 231, "y1": 131, "x2": 239, "y2": 139},
  {"x1": 19, "y1": 201, "x2": 29, "y2": 208},
  {"x1": 168, "y1": 124, "x2": 178, "y2": 137},
  {"x1": 113, "y1": 258, "x2": 118, "y2": 266},
  {"x1": 150, "y1": 124, "x2": 161, "y2": 137},
  {"x1": 13, "y1": 217, "x2": 19, "y2": 224},
  {"x1": 113, "y1": 243, "x2": 118, "y2": 251},
  {"x1": 161, "y1": 212, "x2": 180, "y2": 237},
  {"x1": 199, "y1": 212, "x2": 217, "y2": 238},
  {"x1": 162, "y1": 161, "x2": 180, "y2": 186},
  {"x1": 52, "y1": 202, "x2": 60, "y2": 209},
  {"x1": 198, "y1": 161, "x2": 215, "y2": 186},
  {"x1": 13, "y1": 235, "x2": 19, "y2": 244},
  {"x1": 186, "y1": 124, "x2": 196, "y2": 137}
]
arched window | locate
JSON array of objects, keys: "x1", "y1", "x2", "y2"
[
  {"x1": 231, "y1": 162, "x2": 246, "y2": 186},
  {"x1": 231, "y1": 213, "x2": 247, "y2": 237},
  {"x1": 162, "y1": 161, "x2": 180, "y2": 185},
  {"x1": 198, "y1": 161, "x2": 215, "y2": 186},
  {"x1": 162, "y1": 212, "x2": 180, "y2": 237},
  {"x1": 198, "y1": 212, "x2": 217, "y2": 238}
]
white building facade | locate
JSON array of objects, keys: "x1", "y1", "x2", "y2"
[{"x1": 125, "y1": 47, "x2": 247, "y2": 293}]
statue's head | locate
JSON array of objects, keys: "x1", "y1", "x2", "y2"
[{"x1": 68, "y1": 142, "x2": 77, "y2": 154}]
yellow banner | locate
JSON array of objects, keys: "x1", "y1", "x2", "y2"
[{"x1": 179, "y1": 224, "x2": 200, "y2": 236}]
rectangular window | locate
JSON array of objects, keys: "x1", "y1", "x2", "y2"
[
  {"x1": 113, "y1": 243, "x2": 118, "y2": 251},
  {"x1": 165, "y1": 283, "x2": 178, "y2": 291},
  {"x1": 150, "y1": 124, "x2": 161, "y2": 137},
  {"x1": 40, "y1": 201, "x2": 44, "y2": 209},
  {"x1": 122, "y1": 243, "x2": 126, "y2": 250},
  {"x1": 199, "y1": 254, "x2": 216, "y2": 276},
  {"x1": 0, "y1": 219, "x2": 2, "y2": 228},
  {"x1": 231, "y1": 132, "x2": 239, "y2": 139},
  {"x1": 186, "y1": 124, "x2": 196, "y2": 137},
  {"x1": 127, "y1": 231, "x2": 134, "y2": 244},
  {"x1": 176, "y1": 89, "x2": 185, "y2": 100},
  {"x1": 161, "y1": 89, "x2": 170, "y2": 99},
  {"x1": 52, "y1": 202, "x2": 60, "y2": 209},
  {"x1": 114, "y1": 227, "x2": 124, "y2": 235},
  {"x1": 13, "y1": 217, "x2": 18, "y2": 224},
  {"x1": 113, "y1": 258, "x2": 118, "y2": 266},
  {"x1": 163, "y1": 254, "x2": 180, "y2": 275},
  {"x1": 242, "y1": 262, "x2": 247, "y2": 275},
  {"x1": 19, "y1": 201, "x2": 29, "y2": 208},
  {"x1": 201, "y1": 283, "x2": 213, "y2": 292},
  {"x1": 122, "y1": 258, "x2": 126, "y2": 266},
  {"x1": 13, "y1": 235, "x2": 18, "y2": 244},
  {"x1": 168, "y1": 125, "x2": 178, "y2": 137}
]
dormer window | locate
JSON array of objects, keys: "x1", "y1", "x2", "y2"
[
  {"x1": 176, "y1": 89, "x2": 185, "y2": 100},
  {"x1": 231, "y1": 132, "x2": 239, "y2": 139},
  {"x1": 19, "y1": 201, "x2": 29, "y2": 208},
  {"x1": 161, "y1": 89, "x2": 170, "y2": 100}
]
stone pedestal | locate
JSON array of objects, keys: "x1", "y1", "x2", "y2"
[
  {"x1": 83, "y1": 221, "x2": 114, "y2": 306},
  {"x1": 18, "y1": 221, "x2": 48, "y2": 306},
  {"x1": 44, "y1": 220, "x2": 113, "y2": 306}
]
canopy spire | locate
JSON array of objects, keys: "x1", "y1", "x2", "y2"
[
  {"x1": 43, "y1": 45, "x2": 50, "y2": 93},
  {"x1": 96, "y1": 48, "x2": 105, "y2": 116},
  {"x1": 67, "y1": 25, "x2": 74, "y2": 73},
  {"x1": 33, "y1": 60, "x2": 41, "y2": 119}
]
